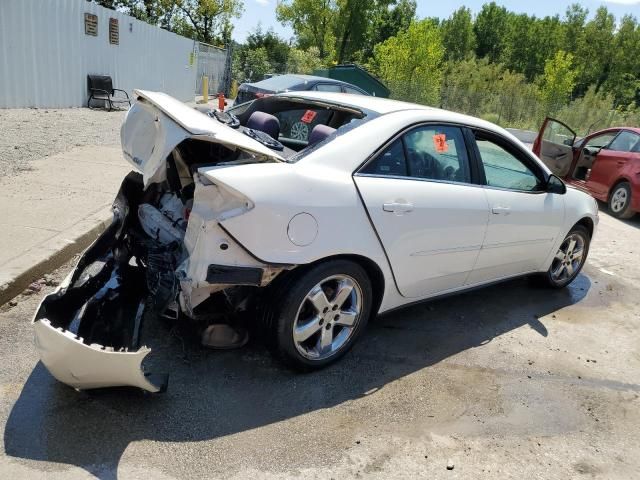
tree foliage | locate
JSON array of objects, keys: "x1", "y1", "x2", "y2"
[
  {"x1": 371, "y1": 19, "x2": 443, "y2": 105},
  {"x1": 536, "y1": 50, "x2": 577, "y2": 114},
  {"x1": 441, "y1": 7, "x2": 475, "y2": 62},
  {"x1": 92, "y1": 0, "x2": 242, "y2": 44}
]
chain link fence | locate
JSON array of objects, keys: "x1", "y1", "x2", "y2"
[{"x1": 195, "y1": 43, "x2": 230, "y2": 96}]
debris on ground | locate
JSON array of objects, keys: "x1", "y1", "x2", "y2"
[{"x1": 446, "y1": 459, "x2": 455, "y2": 470}]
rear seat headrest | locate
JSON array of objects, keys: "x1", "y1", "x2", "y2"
[
  {"x1": 246, "y1": 111, "x2": 280, "y2": 139},
  {"x1": 308, "y1": 124, "x2": 336, "y2": 145}
]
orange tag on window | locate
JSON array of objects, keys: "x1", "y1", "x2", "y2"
[
  {"x1": 301, "y1": 110, "x2": 317, "y2": 124},
  {"x1": 433, "y1": 134, "x2": 448, "y2": 152}
]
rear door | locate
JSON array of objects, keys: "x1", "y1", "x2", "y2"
[
  {"x1": 354, "y1": 124, "x2": 489, "y2": 298},
  {"x1": 586, "y1": 130, "x2": 640, "y2": 196},
  {"x1": 533, "y1": 117, "x2": 577, "y2": 177}
]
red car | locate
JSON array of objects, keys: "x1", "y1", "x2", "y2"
[{"x1": 533, "y1": 118, "x2": 640, "y2": 219}]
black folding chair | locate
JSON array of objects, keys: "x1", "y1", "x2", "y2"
[{"x1": 87, "y1": 75, "x2": 131, "y2": 111}]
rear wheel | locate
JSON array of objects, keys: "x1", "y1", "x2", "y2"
[
  {"x1": 268, "y1": 260, "x2": 372, "y2": 370},
  {"x1": 608, "y1": 182, "x2": 635, "y2": 219},
  {"x1": 543, "y1": 225, "x2": 590, "y2": 288}
]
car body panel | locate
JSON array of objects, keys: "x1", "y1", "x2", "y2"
[
  {"x1": 467, "y1": 188, "x2": 565, "y2": 284},
  {"x1": 33, "y1": 317, "x2": 161, "y2": 392},
  {"x1": 355, "y1": 176, "x2": 489, "y2": 298}
]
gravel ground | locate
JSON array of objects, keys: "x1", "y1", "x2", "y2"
[{"x1": 0, "y1": 108, "x2": 125, "y2": 177}]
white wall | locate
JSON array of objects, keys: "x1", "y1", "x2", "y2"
[{"x1": 0, "y1": 0, "x2": 197, "y2": 108}]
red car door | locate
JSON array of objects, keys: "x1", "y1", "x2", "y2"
[{"x1": 587, "y1": 130, "x2": 640, "y2": 197}]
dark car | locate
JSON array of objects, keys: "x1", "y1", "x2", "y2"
[
  {"x1": 236, "y1": 74, "x2": 369, "y2": 105},
  {"x1": 533, "y1": 117, "x2": 640, "y2": 219}
]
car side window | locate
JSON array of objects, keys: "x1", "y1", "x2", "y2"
[
  {"x1": 475, "y1": 135, "x2": 543, "y2": 191},
  {"x1": 344, "y1": 86, "x2": 365, "y2": 95},
  {"x1": 403, "y1": 126, "x2": 471, "y2": 183},
  {"x1": 585, "y1": 132, "x2": 617, "y2": 150},
  {"x1": 607, "y1": 131, "x2": 640, "y2": 152},
  {"x1": 361, "y1": 139, "x2": 407, "y2": 176},
  {"x1": 314, "y1": 83, "x2": 342, "y2": 93}
]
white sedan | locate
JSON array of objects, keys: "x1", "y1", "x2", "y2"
[{"x1": 33, "y1": 90, "x2": 598, "y2": 392}]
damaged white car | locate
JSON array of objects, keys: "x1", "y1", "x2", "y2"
[{"x1": 33, "y1": 90, "x2": 598, "y2": 392}]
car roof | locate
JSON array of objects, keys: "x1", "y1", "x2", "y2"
[
  {"x1": 593, "y1": 126, "x2": 640, "y2": 135},
  {"x1": 251, "y1": 74, "x2": 356, "y2": 87}
]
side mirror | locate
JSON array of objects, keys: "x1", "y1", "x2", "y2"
[{"x1": 546, "y1": 174, "x2": 567, "y2": 195}]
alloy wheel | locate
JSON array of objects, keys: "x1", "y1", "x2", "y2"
[
  {"x1": 292, "y1": 274, "x2": 363, "y2": 360},
  {"x1": 550, "y1": 233, "x2": 586, "y2": 283},
  {"x1": 610, "y1": 186, "x2": 629, "y2": 213}
]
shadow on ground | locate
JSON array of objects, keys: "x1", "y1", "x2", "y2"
[{"x1": 4, "y1": 274, "x2": 590, "y2": 479}]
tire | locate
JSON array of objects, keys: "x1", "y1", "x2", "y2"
[
  {"x1": 543, "y1": 225, "x2": 591, "y2": 288},
  {"x1": 266, "y1": 260, "x2": 372, "y2": 371},
  {"x1": 608, "y1": 182, "x2": 635, "y2": 219}
]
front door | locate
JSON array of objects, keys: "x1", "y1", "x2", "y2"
[
  {"x1": 354, "y1": 125, "x2": 489, "y2": 298},
  {"x1": 468, "y1": 131, "x2": 565, "y2": 284},
  {"x1": 532, "y1": 117, "x2": 577, "y2": 177}
]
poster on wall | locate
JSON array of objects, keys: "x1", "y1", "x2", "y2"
[
  {"x1": 84, "y1": 13, "x2": 98, "y2": 36},
  {"x1": 109, "y1": 18, "x2": 119, "y2": 45}
]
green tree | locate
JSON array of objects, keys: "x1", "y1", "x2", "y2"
[
  {"x1": 286, "y1": 47, "x2": 324, "y2": 74},
  {"x1": 474, "y1": 2, "x2": 509, "y2": 62},
  {"x1": 537, "y1": 50, "x2": 577, "y2": 114},
  {"x1": 441, "y1": 7, "x2": 475, "y2": 61},
  {"x1": 174, "y1": 0, "x2": 243, "y2": 44},
  {"x1": 232, "y1": 46, "x2": 271, "y2": 83},
  {"x1": 372, "y1": 19, "x2": 443, "y2": 104},
  {"x1": 245, "y1": 26, "x2": 291, "y2": 71},
  {"x1": 604, "y1": 15, "x2": 640, "y2": 106},
  {"x1": 574, "y1": 6, "x2": 615, "y2": 93},
  {"x1": 334, "y1": 0, "x2": 376, "y2": 63},
  {"x1": 276, "y1": 0, "x2": 337, "y2": 59},
  {"x1": 362, "y1": 0, "x2": 416, "y2": 60}
]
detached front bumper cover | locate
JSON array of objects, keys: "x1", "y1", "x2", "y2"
[{"x1": 33, "y1": 316, "x2": 164, "y2": 392}]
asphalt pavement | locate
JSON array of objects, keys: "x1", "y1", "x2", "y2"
[{"x1": 1, "y1": 212, "x2": 639, "y2": 479}]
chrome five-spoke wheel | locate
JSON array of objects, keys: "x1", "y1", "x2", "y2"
[
  {"x1": 610, "y1": 187, "x2": 628, "y2": 213},
  {"x1": 608, "y1": 182, "x2": 634, "y2": 219},
  {"x1": 270, "y1": 259, "x2": 372, "y2": 370},
  {"x1": 546, "y1": 225, "x2": 590, "y2": 288},
  {"x1": 293, "y1": 275, "x2": 363, "y2": 360}
]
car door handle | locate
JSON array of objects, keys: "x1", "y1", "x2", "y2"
[
  {"x1": 491, "y1": 206, "x2": 511, "y2": 215},
  {"x1": 383, "y1": 201, "x2": 413, "y2": 213}
]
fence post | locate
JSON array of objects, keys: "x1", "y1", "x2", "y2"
[{"x1": 202, "y1": 75, "x2": 209, "y2": 103}]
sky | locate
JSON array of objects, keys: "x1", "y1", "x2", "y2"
[{"x1": 232, "y1": 0, "x2": 640, "y2": 42}]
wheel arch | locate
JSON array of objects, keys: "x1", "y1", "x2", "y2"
[
  {"x1": 574, "y1": 216, "x2": 595, "y2": 238},
  {"x1": 287, "y1": 254, "x2": 386, "y2": 318},
  {"x1": 608, "y1": 177, "x2": 631, "y2": 200}
]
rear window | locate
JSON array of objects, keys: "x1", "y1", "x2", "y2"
[{"x1": 252, "y1": 75, "x2": 305, "y2": 91}]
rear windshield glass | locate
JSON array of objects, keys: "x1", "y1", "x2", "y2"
[{"x1": 253, "y1": 75, "x2": 306, "y2": 91}]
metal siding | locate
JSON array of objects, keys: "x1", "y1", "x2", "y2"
[{"x1": 0, "y1": 0, "x2": 197, "y2": 108}]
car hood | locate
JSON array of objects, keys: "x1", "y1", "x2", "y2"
[{"x1": 122, "y1": 90, "x2": 284, "y2": 187}]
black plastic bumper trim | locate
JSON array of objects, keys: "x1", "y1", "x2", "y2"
[{"x1": 206, "y1": 264, "x2": 263, "y2": 285}]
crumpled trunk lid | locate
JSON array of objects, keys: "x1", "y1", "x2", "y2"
[{"x1": 122, "y1": 90, "x2": 284, "y2": 187}]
